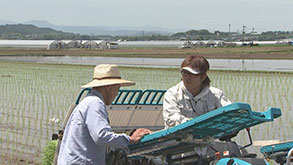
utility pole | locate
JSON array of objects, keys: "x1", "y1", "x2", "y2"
[
  {"x1": 242, "y1": 25, "x2": 246, "y2": 45},
  {"x1": 228, "y1": 24, "x2": 231, "y2": 42}
]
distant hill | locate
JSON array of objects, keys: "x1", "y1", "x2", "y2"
[
  {"x1": 21, "y1": 20, "x2": 172, "y2": 36},
  {"x1": 0, "y1": 19, "x2": 172, "y2": 36},
  {"x1": 0, "y1": 24, "x2": 63, "y2": 35},
  {"x1": 22, "y1": 20, "x2": 54, "y2": 28},
  {"x1": 1, "y1": 20, "x2": 292, "y2": 41},
  {"x1": 0, "y1": 23, "x2": 171, "y2": 40},
  {"x1": 0, "y1": 19, "x2": 16, "y2": 25},
  {"x1": 0, "y1": 24, "x2": 83, "y2": 40}
]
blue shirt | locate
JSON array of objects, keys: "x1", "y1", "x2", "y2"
[{"x1": 57, "y1": 89, "x2": 130, "y2": 165}]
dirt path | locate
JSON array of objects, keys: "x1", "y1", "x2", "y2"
[{"x1": 0, "y1": 46, "x2": 293, "y2": 59}]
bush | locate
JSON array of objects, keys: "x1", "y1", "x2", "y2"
[{"x1": 42, "y1": 140, "x2": 58, "y2": 165}]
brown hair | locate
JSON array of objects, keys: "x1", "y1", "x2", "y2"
[{"x1": 181, "y1": 55, "x2": 211, "y2": 86}]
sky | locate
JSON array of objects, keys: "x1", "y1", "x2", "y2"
[{"x1": 0, "y1": 0, "x2": 293, "y2": 33}]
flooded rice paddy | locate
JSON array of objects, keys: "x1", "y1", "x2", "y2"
[
  {"x1": 0, "y1": 60, "x2": 292, "y2": 163},
  {"x1": 1, "y1": 55, "x2": 293, "y2": 71}
]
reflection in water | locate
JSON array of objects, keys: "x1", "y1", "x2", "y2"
[{"x1": 0, "y1": 56, "x2": 293, "y2": 71}]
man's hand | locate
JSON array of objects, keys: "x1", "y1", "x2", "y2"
[{"x1": 129, "y1": 128, "x2": 153, "y2": 144}]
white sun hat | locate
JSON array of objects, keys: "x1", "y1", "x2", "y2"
[
  {"x1": 81, "y1": 64, "x2": 135, "y2": 88},
  {"x1": 181, "y1": 67, "x2": 201, "y2": 75}
]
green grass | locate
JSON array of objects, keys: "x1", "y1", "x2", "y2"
[{"x1": 42, "y1": 140, "x2": 57, "y2": 165}]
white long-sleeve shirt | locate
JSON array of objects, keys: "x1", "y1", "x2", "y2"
[
  {"x1": 163, "y1": 81, "x2": 231, "y2": 129},
  {"x1": 58, "y1": 89, "x2": 130, "y2": 165}
]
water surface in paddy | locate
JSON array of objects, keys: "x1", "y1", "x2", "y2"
[{"x1": 1, "y1": 55, "x2": 293, "y2": 72}]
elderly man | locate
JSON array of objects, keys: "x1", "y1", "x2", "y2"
[
  {"x1": 58, "y1": 64, "x2": 152, "y2": 165},
  {"x1": 163, "y1": 55, "x2": 231, "y2": 128}
]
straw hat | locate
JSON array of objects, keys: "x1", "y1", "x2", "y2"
[{"x1": 81, "y1": 64, "x2": 135, "y2": 88}]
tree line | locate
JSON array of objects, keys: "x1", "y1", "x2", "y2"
[{"x1": 0, "y1": 24, "x2": 292, "y2": 41}]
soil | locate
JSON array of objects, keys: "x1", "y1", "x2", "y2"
[
  {"x1": 0, "y1": 46, "x2": 293, "y2": 59},
  {"x1": 0, "y1": 151, "x2": 41, "y2": 164}
]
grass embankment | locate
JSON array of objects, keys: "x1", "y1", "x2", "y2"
[{"x1": 0, "y1": 45, "x2": 293, "y2": 59}]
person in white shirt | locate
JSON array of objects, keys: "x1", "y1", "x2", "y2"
[{"x1": 163, "y1": 55, "x2": 231, "y2": 129}]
